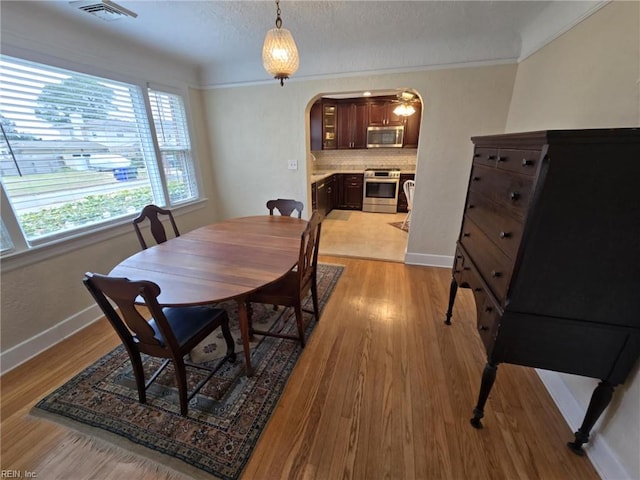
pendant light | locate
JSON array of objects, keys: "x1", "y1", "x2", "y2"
[{"x1": 262, "y1": 0, "x2": 299, "y2": 86}]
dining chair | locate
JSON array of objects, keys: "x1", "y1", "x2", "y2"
[
  {"x1": 83, "y1": 272, "x2": 235, "y2": 416},
  {"x1": 246, "y1": 210, "x2": 322, "y2": 347},
  {"x1": 266, "y1": 198, "x2": 304, "y2": 218},
  {"x1": 132, "y1": 204, "x2": 180, "y2": 249},
  {"x1": 401, "y1": 179, "x2": 415, "y2": 230}
]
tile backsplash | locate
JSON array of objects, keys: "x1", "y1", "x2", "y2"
[{"x1": 310, "y1": 149, "x2": 417, "y2": 172}]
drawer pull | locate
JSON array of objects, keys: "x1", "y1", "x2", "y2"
[
  {"x1": 456, "y1": 255, "x2": 463, "y2": 259},
  {"x1": 497, "y1": 156, "x2": 505, "y2": 162},
  {"x1": 463, "y1": 267, "x2": 471, "y2": 271},
  {"x1": 490, "y1": 270, "x2": 502, "y2": 278},
  {"x1": 472, "y1": 176, "x2": 481, "y2": 181},
  {"x1": 474, "y1": 287, "x2": 482, "y2": 292},
  {"x1": 479, "y1": 325, "x2": 489, "y2": 331},
  {"x1": 484, "y1": 306, "x2": 493, "y2": 313},
  {"x1": 499, "y1": 231, "x2": 512, "y2": 239},
  {"x1": 467, "y1": 204, "x2": 475, "y2": 209},
  {"x1": 522, "y1": 158, "x2": 534, "y2": 166},
  {"x1": 463, "y1": 232, "x2": 471, "y2": 237},
  {"x1": 487, "y1": 155, "x2": 496, "y2": 160},
  {"x1": 510, "y1": 191, "x2": 520, "y2": 201},
  {"x1": 474, "y1": 153, "x2": 481, "y2": 158}
]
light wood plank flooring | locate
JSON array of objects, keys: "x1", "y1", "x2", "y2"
[{"x1": 1, "y1": 256, "x2": 600, "y2": 479}]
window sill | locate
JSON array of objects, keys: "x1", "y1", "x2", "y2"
[{"x1": 0, "y1": 199, "x2": 207, "y2": 273}]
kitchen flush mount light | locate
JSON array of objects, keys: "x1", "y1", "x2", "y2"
[{"x1": 262, "y1": 0, "x2": 299, "y2": 86}]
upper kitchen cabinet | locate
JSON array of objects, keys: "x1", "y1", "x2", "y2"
[
  {"x1": 309, "y1": 94, "x2": 421, "y2": 150},
  {"x1": 402, "y1": 102, "x2": 422, "y2": 148},
  {"x1": 368, "y1": 98, "x2": 404, "y2": 126},
  {"x1": 310, "y1": 101, "x2": 323, "y2": 151},
  {"x1": 322, "y1": 102, "x2": 338, "y2": 150},
  {"x1": 337, "y1": 102, "x2": 368, "y2": 149}
]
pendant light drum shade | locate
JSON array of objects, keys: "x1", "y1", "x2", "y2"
[{"x1": 263, "y1": 0, "x2": 299, "y2": 86}]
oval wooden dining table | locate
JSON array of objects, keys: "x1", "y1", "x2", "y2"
[{"x1": 109, "y1": 215, "x2": 308, "y2": 375}]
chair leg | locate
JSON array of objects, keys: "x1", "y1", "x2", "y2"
[
  {"x1": 311, "y1": 276, "x2": 320, "y2": 321},
  {"x1": 401, "y1": 210, "x2": 411, "y2": 230},
  {"x1": 220, "y1": 314, "x2": 236, "y2": 363},
  {"x1": 173, "y1": 356, "x2": 189, "y2": 416},
  {"x1": 127, "y1": 348, "x2": 147, "y2": 405},
  {"x1": 294, "y1": 302, "x2": 306, "y2": 347}
]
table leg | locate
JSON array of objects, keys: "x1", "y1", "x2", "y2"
[{"x1": 236, "y1": 298, "x2": 255, "y2": 376}]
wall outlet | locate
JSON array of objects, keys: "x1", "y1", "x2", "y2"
[{"x1": 287, "y1": 159, "x2": 298, "y2": 170}]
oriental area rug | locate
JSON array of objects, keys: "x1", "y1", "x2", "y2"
[{"x1": 32, "y1": 263, "x2": 344, "y2": 480}]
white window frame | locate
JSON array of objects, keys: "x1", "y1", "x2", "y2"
[{"x1": 0, "y1": 56, "x2": 206, "y2": 271}]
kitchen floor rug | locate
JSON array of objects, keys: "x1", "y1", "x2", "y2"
[
  {"x1": 32, "y1": 263, "x2": 344, "y2": 480},
  {"x1": 389, "y1": 221, "x2": 409, "y2": 232}
]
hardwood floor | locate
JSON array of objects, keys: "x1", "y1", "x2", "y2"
[{"x1": 1, "y1": 256, "x2": 601, "y2": 479}]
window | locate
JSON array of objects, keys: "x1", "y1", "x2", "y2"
[{"x1": 0, "y1": 55, "x2": 199, "y2": 251}]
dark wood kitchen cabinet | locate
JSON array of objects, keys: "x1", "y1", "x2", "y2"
[
  {"x1": 402, "y1": 103, "x2": 422, "y2": 148},
  {"x1": 368, "y1": 99, "x2": 403, "y2": 126},
  {"x1": 337, "y1": 102, "x2": 368, "y2": 149},
  {"x1": 444, "y1": 128, "x2": 640, "y2": 454},
  {"x1": 310, "y1": 101, "x2": 323, "y2": 151},
  {"x1": 335, "y1": 173, "x2": 363, "y2": 210},
  {"x1": 397, "y1": 173, "x2": 415, "y2": 212},
  {"x1": 322, "y1": 102, "x2": 338, "y2": 150},
  {"x1": 314, "y1": 175, "x2": 336, "y2": 217}
]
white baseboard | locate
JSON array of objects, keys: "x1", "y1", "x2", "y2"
[
  {"x1": 405, "y1": 252, "x2": 453, "y2": 268},
  {"x1": 535, "y1": 369, "x2": 631, "y2": 480},
  {"x1": 0, "y1": 304, "x2": 102, "y2": 374}
]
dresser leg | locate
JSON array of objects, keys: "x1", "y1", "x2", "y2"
[
  {"x1": 444, "y1": 277, "x2": 458, "y2": 325},
  {"x1": 567, "y1": 380, "x2": 615, "y2": 456},
  {"x1": 470, "y1": 362, "x2": 498, "y2": 429}
]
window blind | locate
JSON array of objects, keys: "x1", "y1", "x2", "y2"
[{"x1": 0, "y1": 55, "x2": 198, "y2": 246}]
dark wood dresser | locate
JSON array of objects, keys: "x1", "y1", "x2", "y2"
[{"x1": 444, "y1": 129, "x2": 640, "y2": 454}]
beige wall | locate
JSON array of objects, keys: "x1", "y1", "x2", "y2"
[
  {"x1": 506, "y1": 2, "x2": 640, "y2": 478},
  {"x1": 202, "y1": 64, "x2": 517, "y2": 261}
]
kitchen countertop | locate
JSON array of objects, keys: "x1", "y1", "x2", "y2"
[{"x1": 310, "y1": 170, "x2": 415, "y2": 183}]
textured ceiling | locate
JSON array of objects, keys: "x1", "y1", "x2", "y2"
[{"x1": 29, "y1": 1, "x2": 603, "y2": 86}]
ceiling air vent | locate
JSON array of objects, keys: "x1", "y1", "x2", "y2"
[{"x1": 70, "y1": 0, "x2": 138, "y2": 21}]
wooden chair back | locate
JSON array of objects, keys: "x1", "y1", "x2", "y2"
[
  {"x1": 297, "y1": 211, "x2": 322, "y2": 293},
  {"x1": 83, "y1": 273, "x2": 178, "y2": 358},
  {"x1": 132, "y1": 204, "x2": 180, "y2": 250},
  {"x1": 266, "y1": 199, "x2": 304, "y2": 218}
]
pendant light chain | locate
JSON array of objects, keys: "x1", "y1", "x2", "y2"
[{"x1": 275, "y1": 0, "x2": 282, "y2": 29}]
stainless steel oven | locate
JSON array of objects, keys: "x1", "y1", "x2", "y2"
[{"x1": 362, "y1": 169, "x2": 400, "y2": 213}]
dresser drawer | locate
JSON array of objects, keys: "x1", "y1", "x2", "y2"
[
  {"x1": 469, "y1": 164, "x2": 534, "y2": 219},
  {"x1": 462, "y1": 260, "x2": 501, "y2": 355},
  {"x1": 452, "y1": 247, "x2": 466, "y2": 284},
  {"x1": 459, "y1": 217, "x2": 513, "y2": 302},
  {"x1": 465, "y1": 190, "x2": 524, "y2": 260},
  {"x1": 472, "y1": 147, "x2": 499, "y2": 167},
  {"x1": 496, "y1": 149, "x2": 541, "y2": 176}
]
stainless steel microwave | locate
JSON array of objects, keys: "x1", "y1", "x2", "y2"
[{"x1": 367, "y1": 125, "x2": 404, "y2": 148}]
